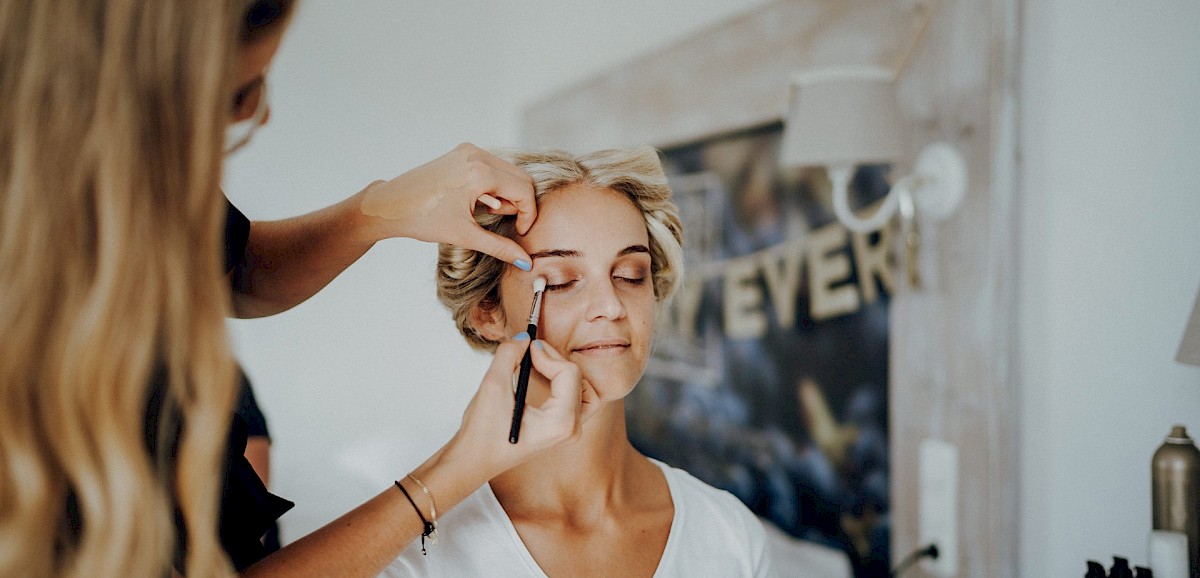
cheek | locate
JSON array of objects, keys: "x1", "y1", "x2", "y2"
[
  {"x1": 497, "y1": 276, "x2": 538, "y2": 334},
  {"x1": 532, "y1": 296, "x2": 578, "y2": 349},
  {"x1": 627, "y1": 295, "x2": 657, "y2": 339}
]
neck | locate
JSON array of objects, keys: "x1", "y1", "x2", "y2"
[{"x1": 490, "y1": 400, "x2": 646, "y2": 519}]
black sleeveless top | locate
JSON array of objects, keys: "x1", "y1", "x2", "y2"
[
  {"x1": 216, "y1": 201, "x2": 294, "y2": 569},
  {"x1": 65, "y1": 202, "x2": 293, "y2": 571}
]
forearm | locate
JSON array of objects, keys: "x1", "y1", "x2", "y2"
[
  {"x1": 239, "y1": 336, "x2": 585, "y2": 577},
  {"x1": 229, "y1": 143, "x2": 542, "y2": 318},
  {"x1": 241, "y1": 441, "x2": 491, "y2": 578},
  {"x1": 230, "y1": 184, "x2": 382, "y2": 318}
]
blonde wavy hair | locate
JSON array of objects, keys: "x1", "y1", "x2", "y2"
[
  {"x1": 0, "y1": 1, "x2": 262, "y2": 576},
  {"x1": 437, "y1": 147, "x2": 685, "y2": 352}
]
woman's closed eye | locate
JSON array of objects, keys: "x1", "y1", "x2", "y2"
[
  {"x1": 613, "y1": 265, "x2": 648, "y2": 286},
  {"x1": 543, "y1": 278, "x2": 577, "y2": 292},
  {"x1": 542, "y1": 276, "x2": 643, "y2": 292}
]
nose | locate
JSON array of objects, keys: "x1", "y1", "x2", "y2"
[{"x1": 584, "y1": 278, "x2": 627, "y2": 322}]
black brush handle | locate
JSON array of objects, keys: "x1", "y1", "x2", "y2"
[{"x1": 508, "y1": 323, "x2": 538, "y2": 443}]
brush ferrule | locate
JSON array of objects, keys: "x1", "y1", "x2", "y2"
[{"x1": 526, "y1": 290, "x2": 544, "y2": 326}]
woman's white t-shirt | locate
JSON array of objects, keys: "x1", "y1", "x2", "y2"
[{"x1": 380, "y1": 459, "x2": 774, "y2": 577}]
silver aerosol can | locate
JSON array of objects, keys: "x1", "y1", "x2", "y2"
[{"x1": 1153, "y1": 425, "x2": 1200, "y2": 578}]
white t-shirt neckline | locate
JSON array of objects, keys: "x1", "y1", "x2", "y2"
[
  {"x1": 477, "y1": 458, "x2": 681, "y2": 578},
  {"x1": 381, "y1": 457, "x2": 772, "y2": 577}
]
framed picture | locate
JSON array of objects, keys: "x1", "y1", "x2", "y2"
[{"x1": 629, "y1": 121, "x2": 894, "y2": 573}]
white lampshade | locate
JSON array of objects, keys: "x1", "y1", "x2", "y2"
[
  {"x1": 779, "y1": 66, "x2": 906, "y2": 169},
  {"x1": 1179, "y1": 285, "x2": 1200, "y2": 366}
]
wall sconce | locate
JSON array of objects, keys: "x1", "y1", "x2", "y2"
[{"x1": 778, "y1": 66, "x2": 967, "y2": 235}]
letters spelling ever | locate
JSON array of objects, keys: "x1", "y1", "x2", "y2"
[{"x1": 665, "y1": 220, "x2": 895, "y2": 341}]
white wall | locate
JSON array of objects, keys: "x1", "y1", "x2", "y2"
[
  {"x1": 1018, "y1": 0, "x2": 1200, "y2": 575},
  {"x1": 224, "y1": 0, "x2": 771, "y2": 542}
]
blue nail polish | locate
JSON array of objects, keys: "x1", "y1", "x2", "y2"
[
  {"x1": 513, "y1": 259, "x2": 532, "y2": 271},
  {"x1": 513, "y1": 332, "x2": 530, "y2": 341},
  {"x1": 534, "y1": 340, "x2": 544, "y2": 350}
]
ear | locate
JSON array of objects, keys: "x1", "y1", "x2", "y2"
[{"x1": 470, "y1": 300, "x2": 508, "y2": 342}]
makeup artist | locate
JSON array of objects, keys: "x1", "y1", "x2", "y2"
[{"x1": 0, "y1": 1, "x2": 590, "y2": 577}]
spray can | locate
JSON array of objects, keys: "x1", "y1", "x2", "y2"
[{"x1": 1153, "y1": 425, "x2": 1200, "y2": 578}]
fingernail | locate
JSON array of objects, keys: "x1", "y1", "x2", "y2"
[
  {"x1": 513, "y1": 332, "x2": 530, "y2": 341},
  {"x1": 513, "y1": 259, "x2": 532, "y2": 271},
  {"x1": 478, "y1": 194, "x2": 502, "y2": 210},
  {"x1": 534, "y1": 340, "x2": 544, "y2": 350}
]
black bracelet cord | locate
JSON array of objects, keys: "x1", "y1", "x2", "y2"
[
  {"x1": 890, "y1": 543, "x2": 939, "y2": 577},
  {"x1": 394, "y1": 480, "x2": 436, "y2": 555}
]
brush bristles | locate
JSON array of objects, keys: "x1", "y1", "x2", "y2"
[{"x1": 533, "y1": 276, "x2": 546, "y2": 293}]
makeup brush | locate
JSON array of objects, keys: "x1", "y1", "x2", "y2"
[{"x1": 509, "y1": 276, "x2": 546, "y2": 444}]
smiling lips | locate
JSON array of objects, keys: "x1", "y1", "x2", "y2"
[{"x1": 572, "y1": 339, "x2": 631, "y2": 354}]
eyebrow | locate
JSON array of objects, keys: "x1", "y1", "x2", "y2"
[{"x1": 528, "y1": 244, "x2": 649, "y2": 260}]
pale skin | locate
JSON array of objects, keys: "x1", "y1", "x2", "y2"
[
  {"x1": 472, "y1": 184, "x2": 676, "y2": 578},
  {"x1": 222, "y1": 21, "x2": 591, "y2": 578}
]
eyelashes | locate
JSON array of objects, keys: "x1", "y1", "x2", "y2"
[
  {"x1": 544, "y1": 280, "x2": 575, "y2": 292},
  {"x1": 542, "y1": 275, "x2": 646, "y2": 293},
  {"x1": 537, "y1": 258, "x2": 650, "y2": 294}
]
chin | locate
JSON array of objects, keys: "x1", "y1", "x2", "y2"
[{"x1": 579, "y1": 367, "x2": 643, "y2": 403}]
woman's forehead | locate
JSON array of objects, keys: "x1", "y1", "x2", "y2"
[{"x1": 520, "y1": 184, "x2": 647, "y2": 250}]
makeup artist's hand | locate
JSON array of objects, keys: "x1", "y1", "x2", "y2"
[
  {"x1": 357, "y1": 143, "x2": 538, "y2": 270},
  {"x1": 446, "y1": 335, "x2": 598, "y2": 479}
]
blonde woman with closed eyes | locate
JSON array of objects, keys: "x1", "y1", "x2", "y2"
[{"x1": 383, "y1": 147, "x2": 774, "y2": 577}]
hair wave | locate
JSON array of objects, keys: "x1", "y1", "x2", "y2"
[{"x1": 0, "y1": 1, "x2": 278, "y2": 576}]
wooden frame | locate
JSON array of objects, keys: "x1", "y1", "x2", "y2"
[{"x1": 520, "y1": 0, "x2": 1019, "y2": 576}]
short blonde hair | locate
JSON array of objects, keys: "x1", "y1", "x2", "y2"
[{"x1": 437, "y1": 146, "x2": 684, "y2": 351}]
